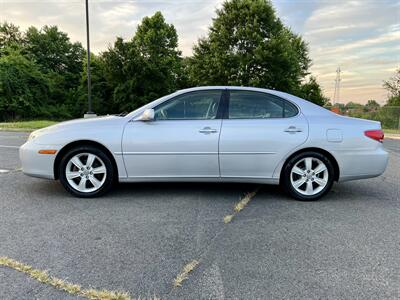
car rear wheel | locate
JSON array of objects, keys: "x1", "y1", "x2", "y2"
[
  {"x1": 59, "y1": 146, "x2": 114, "y2": 197},
  {"x1": 282, "y1": 151, "x2": 334, "y2": 201}
]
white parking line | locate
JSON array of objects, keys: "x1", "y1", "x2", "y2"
[{"x1": 0, "y1": 145, "x2": 20, "y2": 149}]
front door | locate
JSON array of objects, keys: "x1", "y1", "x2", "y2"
[
  {"x1": 219, "y1": 90, "x2": 308, "y2": 179},
  {"x1": 122, "y1": 90, "x2": 223, "y2": 179}
]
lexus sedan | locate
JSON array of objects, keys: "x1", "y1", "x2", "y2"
[{"x1": 20, "y1": 86, "x2": 388, "y2": 200}]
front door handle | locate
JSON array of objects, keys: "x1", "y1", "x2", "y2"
[
  {"x1": 284, "y1": 126, "x2": 303, "y2": 133},
  {"x1": 199, "y1": 127, "x2": 218, "y2": 134}
]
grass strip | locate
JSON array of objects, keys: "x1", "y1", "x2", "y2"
[
  {"x1": 173, "y1": 260, "x2": 200, "y2": 288},
  {"x1": 223, "y1": 188, "x2": 259, "y2": 224},
  {"x1": 384, "y1": 129, "x2": 400, "y2": 135},
  {"x1": 0, "y1": 256, "x2": 131, "y2": 300},
  {"x1": 0, "y1": 120, "x2": 58, "y2": 131}
]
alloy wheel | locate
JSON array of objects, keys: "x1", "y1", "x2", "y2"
[
  {"x1": 290, "y1": 157, "x2": 329, "y2": 196},
  {"x1": 65, "y1": 153, "x2": 107, "y2": 193}
]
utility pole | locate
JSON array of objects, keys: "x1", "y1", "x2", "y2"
[
  {"x1": 84, "y1": 0, "x2": 96, "y2": 118},
  {"x1": 333, "y1": 66, "x2": 341, "y2": 105}
]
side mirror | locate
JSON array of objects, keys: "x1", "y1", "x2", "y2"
[{"x1": 139, "y1": 108, "x2": 155, "y2": 121}]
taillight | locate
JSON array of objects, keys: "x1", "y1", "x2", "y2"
[{"x1": 364, "y1": 129, "x2": 384, "y2": 143}]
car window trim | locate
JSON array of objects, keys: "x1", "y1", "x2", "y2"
[
  {"x1": 152, "y1": 89, "x2": 225, "y2": 121},
  {"x1": 225, "y1": 89, "x2": 300, "y2": 120}
]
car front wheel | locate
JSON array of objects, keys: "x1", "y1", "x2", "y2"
[
  {"x1": 59, "y1": 146, "x2": 114, "y2": 197},
  {"x1": 282, "y1": 151, "x2": 335, "y2": 201}
]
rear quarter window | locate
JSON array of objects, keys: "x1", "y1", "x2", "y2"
[{"x1": 228, "y1": 90, "x2": 299, "y2": 119}]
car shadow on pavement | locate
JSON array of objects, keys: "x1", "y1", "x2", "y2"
[{"x1": 20, "y1": 175, "x2": 391, "y2": 206}]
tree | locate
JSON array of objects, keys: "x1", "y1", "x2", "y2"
[
  {"x1": 25, "y1": 26, "x2": 84, "y2": 85},
  {"x1": 384, "y1": 68, "x2": 400, "y2": 106},
  {"x1": 297, "y1": 76, "x2": 328, "y2": 106},
  {"x1": 76, "y1": 54, "x2": 113, "y2": 116},
  {"x1": 0, "y1": 22, "x2": 23, "y2": 51},
  {"x1": 101, "y1": 12, "x2": 182, "y2": 112},
  {"x1": 383, "y1": 68, "x2": 400, "y2": 98},
  {"x1": 0, "y1": 49, "x2": 50, "y2": 120},
  {"x1": 345, "y1": 101, "x2": 364, "y2": 110},
  {"x1": 187, "y1": 0, "x2": 310, "y2": 93},
  {"x1": 23, "y1": 26, "x2": 85, "y2": 116},
  {"x1": 365, "y1": 100, "x2": 380, "y2": 111}
]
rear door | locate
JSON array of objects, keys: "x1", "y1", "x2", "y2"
[{"x1": 219, "y1": 89, "x2": 308, "y2": 179}]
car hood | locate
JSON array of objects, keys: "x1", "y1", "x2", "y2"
[
  {"x1": 30, "y1": 115, "x2": 127, "y2": 142},
  {"x1": 42, "y1": 115, "x2": 122, "y2": 131}
]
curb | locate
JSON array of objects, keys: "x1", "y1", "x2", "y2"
[
  {"x1": 386, "y1": 136, "x2": 400, "y2": 140},
  {"x1": 0, "y1": 128, "x2": 34, "y2": 133}
]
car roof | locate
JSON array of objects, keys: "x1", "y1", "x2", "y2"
[{"x1": 176, "y1": 86, "x2": 276, "y2": 93}]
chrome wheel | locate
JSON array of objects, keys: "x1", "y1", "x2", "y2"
[
  {"x1": 290, "y1": 157, "x2": 329, "y2": 196},
  {"x1": 65, "y1": 153, "x2": 107, "y2": 193}
]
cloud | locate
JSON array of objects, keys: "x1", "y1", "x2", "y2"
[
  {"x1": 1, "y1": 0, "x2": 398, "y2": 103},
  {"x1": 0, "y1": 0, "x2": 224, "y2": 55},
  {"x1": 297, "y1": 0, "x2": 400, "y2": 103}
]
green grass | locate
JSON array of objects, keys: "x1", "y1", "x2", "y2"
[
  {"x1": 0, "y1": 120, "x2": 58, "y2": 131},
  {"x1": 384, "y1": 128, "x2": 400, "y2": 135}
]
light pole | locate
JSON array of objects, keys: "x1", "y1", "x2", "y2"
[{"x1": 84, "y1": 0, "x2": 96, "y2": 118}]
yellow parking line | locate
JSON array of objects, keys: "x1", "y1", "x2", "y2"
[
  {"x1": 224, "y1": 188, "x2": 259, "y2": 224},
  {"x1": 0, "y1": 256, "x2": 132, "y2": 300},
  {"x1": 173, "y1": 260, "x2": 200, "y2": 288}
]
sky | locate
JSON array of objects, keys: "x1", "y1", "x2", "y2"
[{"x1": 1, "y1": 0, "x2": 399, "y2": 104}]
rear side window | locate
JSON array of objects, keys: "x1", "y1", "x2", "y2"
[{"x1": 228, "y1": 91, "x2": 298, "y2": 119}]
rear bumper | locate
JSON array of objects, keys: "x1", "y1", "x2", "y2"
[
  {"x1": 19, "y1": 141, "x2": 61, "y2": 180},
  {"x1": 333, "y1": 147, "x2": 389, "y2": 182}
]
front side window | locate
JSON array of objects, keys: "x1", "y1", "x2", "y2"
[
  {"x1": 154, "y1": 90, "x2": 222, "y2": 120},
  {"x1": 228, "y1": 91, "x2": 298, "y2": 119}
]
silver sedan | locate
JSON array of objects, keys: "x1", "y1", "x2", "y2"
[{"x1": 20, "y1": 86, "x2": 389, "y2": 200}]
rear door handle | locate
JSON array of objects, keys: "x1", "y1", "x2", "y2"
[
  {"x1": 199, "y1": 127, "x2": 218, "y2": 134},
  {"x1": 284, "y1": 126, "x2": 303, "y2": 133}
]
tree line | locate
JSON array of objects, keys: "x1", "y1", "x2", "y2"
[
  {"x1": 0, "y1": 0, "x2": 396, "y2": 122},
  {"x1": 332, "y1": 70, "x2": 400, "y2": 129}
]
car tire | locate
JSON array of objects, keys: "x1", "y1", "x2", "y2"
[
  {"x1": 281, "y1": 151, "x2": 335, "y2": 201},
  {"x1": 59, "y1": 146, "x2": 115, "y2": 198}
]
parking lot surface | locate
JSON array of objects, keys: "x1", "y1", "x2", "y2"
[{"x1": 0, "y1": 131, "x2": 399, "y2": 299}]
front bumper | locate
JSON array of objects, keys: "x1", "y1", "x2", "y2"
[{"x1": 19, "y1": 141, "x2": 62, "y2": 180}]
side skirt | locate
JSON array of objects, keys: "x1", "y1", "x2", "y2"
[{"x1": 118, "y1": 176, "x2": 280, "y2": 185}]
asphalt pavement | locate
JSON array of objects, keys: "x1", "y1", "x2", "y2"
[{"x1": 0, "y1": 131, "x2": 399, "y2": 299}]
